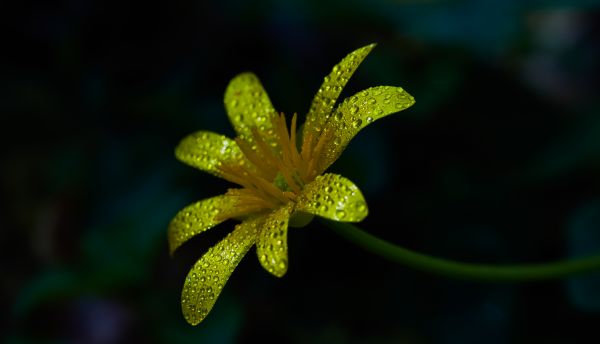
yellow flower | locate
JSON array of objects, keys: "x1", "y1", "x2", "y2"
[{"x1": 168, "y1": 43, "x2": 415, "y2": 325}]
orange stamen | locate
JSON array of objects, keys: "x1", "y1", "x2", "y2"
[{"x1": 219, "y1": 112, "x2": 330, "y2": 212}]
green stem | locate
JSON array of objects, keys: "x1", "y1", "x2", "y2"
[{"x1": 322, "y1": 219, "x2": 600, "y2": 282}]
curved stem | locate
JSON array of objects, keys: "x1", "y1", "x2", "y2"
[{"x1": 322, "y1": 219, "x2": 600, "y2": 282}]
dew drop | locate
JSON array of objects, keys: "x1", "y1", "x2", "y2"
[
  {"x1": 350, "y1": 105, "x2": 359, "y2": 114},
  {"x1": 352, "y1": 119, "x2": 362, "y2": 128},
  {"x1": 366, "y1": 116, "x2": 374, "y2": 123},
  {"x1": 336, "y1": 209, "x2": 346, "y2": 219}
]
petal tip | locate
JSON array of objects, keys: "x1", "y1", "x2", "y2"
[
  {"x1": 357, "y1": 43, "x2": 377, "y2": 55},
  {"x1": 258, "y1": 255, "x2": 289, "y2": 278},
  {"x1": 231, "y1": 71, "x2": 257, "y2": 81},
  {"x1": 183, "y1": 313, "x2": 202, "y2": 326}
]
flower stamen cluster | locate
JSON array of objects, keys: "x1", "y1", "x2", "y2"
[{"x1": 217, "y1": 112, "x2": 334, "y2": 219}]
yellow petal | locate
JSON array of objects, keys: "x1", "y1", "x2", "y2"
[
  {"x1": 295, "y1": 173, "x2": 368, "y2": 222},
  {"x1": 303, "y1": 43, "x2": 376, "y2": 139},
  {"x1": 224, "y1": 72, "x2": 279, "y2": 147},
  {"x1": 181, "y1": 216, "x2": 263, "y2": 325},
  {"x1": 317, "y1": 86, "x2": 415, "y2": 172},
  {"x1": 175, "y1": 131, "x2": 245, "y2": 178},
  {"x1": 256, "y1": 204, "x2": 293, "y2": 277},
  {"x1": 168, "y1": 195, "x2": 238, "y2": 255}
]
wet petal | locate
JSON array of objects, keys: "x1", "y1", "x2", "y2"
[
  {"x1": 181, "y1": 216, "x2": 263, "y2": 325},
  {"x1": 175, "y1": 131, "x2": 245, "y2": 178},
  {"x1": 317, "y1": 86, "x2": 415, "y2": 172},
  {"x1": 256, "y1": 204, "x2": 293, "y2": 277},
  {"x1": 303, "y1": 43, "x2": 376, "y2": 139},
  {"x1": 224, "y1": 72, "x2": 279, "y2": 146},
  {"x1": 168, "y1": 195, "x2": 238, "y2": 255},
  {"x1": 295, "y1": 173, "x2": 368, "y2": 222}
]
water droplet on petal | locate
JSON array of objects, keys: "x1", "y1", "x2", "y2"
[{"x1": 278, "y1": 259, "x2": 287, "y2": 270}]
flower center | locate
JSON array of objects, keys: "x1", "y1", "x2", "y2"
[{"x1": 217, "y1": 113, "x2": 333, "y2": 219}]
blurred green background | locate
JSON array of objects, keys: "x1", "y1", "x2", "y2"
[{"x1": 2, "y1": 0, "x2": 600, "y2": 343}]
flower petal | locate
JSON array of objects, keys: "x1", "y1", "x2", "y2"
[
  {"x1": 317, "y1": 86, "x2": 415, "y2": 172},
  {"x1": 181, "y1": 216, "x2": 263, "y2": 325},
  {"x1": 295, "y1": 173, "x2": 368, "y2": 222},
  {"x1": 303, "y1": 43, "x2": 376, "y2": 138},
  {"x1": 168, "y1": 195, "x2": 238, "y2": 255},
  {"x1": 224, "y1": 72, "x2": 279, "y2": 146},
  {"x1": 256, "y1": 204, "x2": 293, "y2": 277},
  {"x1": 175, "y1": 131, "x2": 245, "y2": 178}
]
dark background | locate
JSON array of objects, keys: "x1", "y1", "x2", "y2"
[{"x1": 3, "y1": 0, "x2": 600, "y2": 343}]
